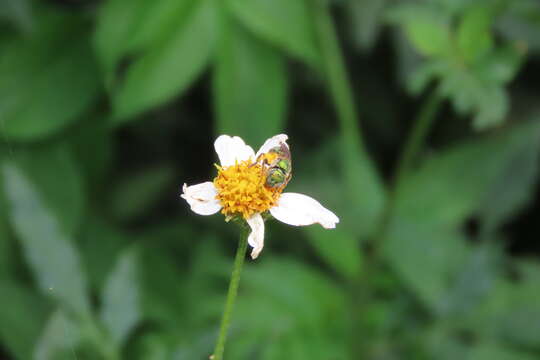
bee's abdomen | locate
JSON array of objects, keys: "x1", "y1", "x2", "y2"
[{"x1": 265, "y1": 167, "x2": 288, "y2": 188}]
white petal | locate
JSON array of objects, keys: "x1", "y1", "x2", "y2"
[
  {"x1": 246, "y1": 213, "x2": 265, "y2": 259},
  {"x1": 214, "y1": 135, "x2": 255, "y2": 167},
  {"x1": 181, "y1": 182, "x2": 222, "y2": 215},
  {"x1": 255, "y1": 134, "x2": 289, "y2": 159},
  {"x1": 270, "y1": 193, "x2": 339, "y2": 229}
]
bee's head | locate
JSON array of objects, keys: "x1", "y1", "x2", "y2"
[{"x1": 269, "y1": 142, "x2": 291, "y2": 158}]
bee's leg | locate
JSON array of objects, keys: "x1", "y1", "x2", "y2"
[
  {"x1": 259, "y1": 159, "x2": 270, "y2": 179},
  {"x1": 249, "y1": 153, "x2": 265, "y2": 168}
]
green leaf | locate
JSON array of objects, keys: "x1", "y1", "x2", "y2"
[
  {"x1": 109, "y1": 165, "x2": 175, "y2": 221},
  {"x1": 437, "y1": 62, "x2": 512, "y2": 130},
  {"x1": 341, "y1": 141, "x2": 386, "y2": 237},
  {"x1": 213, "y1": 17, "x2": 287, "y2": 146},
  {"x1": 130, "y1": 333, "x2": 170, "y2": 360},
  {"x1": 498, "y1": 1, "x2": 540, "y2": 52},
  {"x1": 94, "y1": 0, "x2": 196, "y2": 84},
  {"x1": 141, "y1": 246, "x2": 191, "y2": 327},
  {"x1": 476, "y1": 45, "x2": 524, "y2": 85},
  {"x1": 386, "y1": 121, "x2": 540, "y2": 309},
  {"x1": 93, "y1": 0, "x2": 153, "y2": 77},
  {"x1": 436, "y1": 0, "x2": 470, "y2": 14},
  {"x1": 477, "y1": 119, "x2": 540, "y2": 230},
  {"x1": 79, "y1": 217, "x2": 130, "y2": 291},
  {"x1": 227, "y1": 0, "x2": 319, "y2": 66},
  {"x1": 382, "y1": 223, "x2": 468, "y2": 311},
  {"x1": 469, "y1": 342, "x2": 537, "y2": 360},
  {"x1": 500, "y1": 306, "x2": 540, "y2": 350},
  {"x1": 387, "y1": 4, "x2": 452, "y2": 57},
  {"x1": 346, "y1": 0, "x2": 387, "y2": 52},
  {"x1": 289, "y1": 137, "x2": 384, "y2": 238},
  {"x1": 2, "y1": 162, "x2": 89, "y2": 314},
  {"x1": 231, "y1": 258, "x2": 349, "y2": 360},
  {"x1": 127, "y1": 0, "x2": 196, "y2": 51},
  {"x1": 112, "y1": 0, "x2": 217, "y2": 123},
  {"x1": 473, "y1": 85, "x2": 508, "y2": 130},
  {"x1": 69, "y1": 114, "x2": 113, "y2": 190},
  {"x1": 405, "y1": 20, "x2": 452, "y2": 57},
  {"x1": 394, "y1": 121, "x2": 540, "y2": 228},
  {"x1": 442, "y1": 243, "x2": 502, "y2": 316},
  {"x1": 0, "y1": 14, "x2": 100, "y2": 140},
  {"x1": 422, "y1": 43, "x2": 523, "y2": 130},
  {"x1": 0, "y1": 279, "x2": 50, "y2": 359},
  {"x1": 495, "y1": 262, "x2": 540, "y2": 349},
  {"x1": 0, "y1": 181, "x2": 13, "y2": 276},
  {"x1": 407, "y1": 59, "x2": 447, "y2": 96},
  {"x1": 0, "y1": 0, "x2": 33, "y2": 33},
  {"x1": 13, "y1": 142, "x2": 85, "y2": 235},
  {"x1": 0, "y1": 222, "x2": 10, "y2": 276},
  {"x1": 304, "y1": 226, "x2": 362, "y2": 279},
  {"x1": 100, "y1": 246, "x2": 141, "y2": 347},
  {"x1": 464, "y1": 261, "x2": 540, "y2": 349},
  {"x1": 172, "y1": 329, "x2": 218, "y2": 360},
  {"x1": 426, "y1": 325, "x2": 470, "y2": 360},
  {"x1": 457, "y1": 5, "x2": 494, "y2": 63},
  {"x1": 394, "y1": 30, "x2": 425, "y2": 92},
  {"x1": 309, "y1": 6, "x2": 386, "y2": 239},
  {"x1": 34, "y1": 309, "x2": 80, "y2": 360},
  {"x1": 140, "y1": 232, "x2": 227, "y2": 330}
]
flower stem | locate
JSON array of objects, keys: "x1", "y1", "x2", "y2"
[{"x1": 211, "y1": 228, "x2": 248, "y2": 360}]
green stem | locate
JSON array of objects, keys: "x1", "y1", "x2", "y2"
[
  {"x1": 310, "y1": 0, "x2": 365, "y2": 156},
  {"x1": 310, "y1": 2, "x2": 443, "y2": 359},
  {"x1": 350, "y1": 91, "x2": 442, "y2": 359},
  {"x1": 310, "y1": 3, "x2": 373, "y2": 358},
  {"x1": 392, "y1": 91, "x2": 442, "y2": 194},
  {"x1": 311, "y1": 1, "x2": 384, "y2": 247},
  {"x1": 211, "y1": 228, "x2": 249, "y2": 360},
  {"x1": 374, "y1": 90, "x2": 443, "y2": 248}
]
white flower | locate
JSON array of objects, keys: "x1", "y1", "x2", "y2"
[{"x1": 181, "y1": 134, "x2": 339, "y2": 259}]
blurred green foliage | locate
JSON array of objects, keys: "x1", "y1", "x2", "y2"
[{"x1": 1, "y1": 0, "x2": 540, "y2": 359}]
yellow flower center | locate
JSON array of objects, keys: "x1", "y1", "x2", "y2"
[{"x1": 213, "y1": 159, "x2": 283, "y2": 219}]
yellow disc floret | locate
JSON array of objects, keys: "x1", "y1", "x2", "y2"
[{"x1": 213, "y1": 159, "x2": 283, "y2": 219}]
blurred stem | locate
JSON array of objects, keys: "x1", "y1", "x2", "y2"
[
  {"x1": 311, "y1": 0, "x2": 362, "y2": 139},
  {"x1": 392, "y1": 90, "x2": 442, "y2": 194},
  {"x1": 211, "y1": 227, "x2": 248, "y2": 360},
  {"x1": 310, "y1": 0, "x2": 367, "y2": 166},
  {"x1": 347, "y1": 91, "x2": 442, "y2": 360},
  {"x1": 310, "y1": 2, "x2": 443, "y2": 358},
  {"x1": 375, "y1": 90, "x2": 442, "y2": 247},
  {"x1": 310, "y1": 2, "x2": 373, "y2": 358}
]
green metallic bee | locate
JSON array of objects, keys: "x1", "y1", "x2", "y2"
[{"x1": 255, "y1": 142, "x2": 292, "y2": 188}]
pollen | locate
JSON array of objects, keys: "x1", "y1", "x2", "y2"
[
  {"x1": 213, "y1": 159, "x2": 283, "y2": 219},
  {"x1": 262, "y1": 151, "x2": 279, "y2": 164}
]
